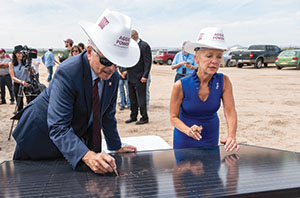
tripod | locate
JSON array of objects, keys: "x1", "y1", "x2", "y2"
[{"x1": 8, "y1": 66, "x2": 42, "y2": 140}]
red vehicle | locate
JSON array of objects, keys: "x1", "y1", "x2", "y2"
[{"x1": 153, "y1": 50, "x2": 179, "y2": 65}]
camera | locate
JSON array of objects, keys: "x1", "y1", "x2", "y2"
[
  {"x1": 21, "y1": 45, "x2": 37, "y2": 67},
  {"x1": 25, "y1": 82, "x2": 46, "y2": 96},
  {"x1": 19, "y1": 45, "x2": 46, "y2": 96}
]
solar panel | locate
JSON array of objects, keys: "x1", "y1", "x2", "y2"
[{"x1": 1, "y1": 144, "x2": 300, "y2": 197}]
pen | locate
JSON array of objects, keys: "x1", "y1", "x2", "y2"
[{"x1": 113, "y1": 168, "x2": 119, "y2": 176}]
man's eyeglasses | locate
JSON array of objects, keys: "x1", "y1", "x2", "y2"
[{"x1": 91, "y1": 47, "x2": 114, "y2": 67}]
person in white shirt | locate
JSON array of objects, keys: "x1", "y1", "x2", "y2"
[{"x1": 32, "y1": 55, "x2": 41, "y2": 82}]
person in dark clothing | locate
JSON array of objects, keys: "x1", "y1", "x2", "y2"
[{"x1": 125, "y1": 30, "x2": 152, "y2": 125}]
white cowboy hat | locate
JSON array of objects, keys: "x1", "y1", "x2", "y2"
[
  {"x1": 184, "y1": 27, "x2": 228, "y2": 54},
  {"x1": 79, "y1": 9, "x2": 140, "y2": 68}
]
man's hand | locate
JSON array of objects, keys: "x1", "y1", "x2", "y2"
[
  {"x1": 180, "y1": 61, "x2": 187, "y2": 66},
  {"x1": 116, "y1": 145, "x2": 137, "y2": 153},
  {"x1": 184, "y1": 62, "x2": 196, "y2": 69},
  {"x1": 0, "y1": 63, "x2": 9, "y2": 68},
  {"x1": 82, "y1": 151, "x2": 116, "y2": 174},
  {"x1": 184, "y1": 62, "x2": 191, "y2": 68},
  {"x1": 140, "y1": 77, "x2": 147, "y2": 83}
]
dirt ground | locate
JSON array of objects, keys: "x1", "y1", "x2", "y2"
[{"x1": 1, "y1": 62, "x2": 300, "y2": 163}]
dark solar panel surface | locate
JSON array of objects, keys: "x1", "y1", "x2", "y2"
[{"x1": 1, "y1": 144, "x2": 300, "y2": 197}]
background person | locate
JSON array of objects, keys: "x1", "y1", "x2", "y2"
[
  {"x1": 70, "y1": 45, "x2": 82, "y2": 56},
  {"x1": 31, "y1": 52, "x2": 41, "y2": 82},
  {"x1": 0, "y1": 48, "x2": 14, "y2": 105},
  {"x1": 170, "y1": 27, "x2": 239, "y2": 152},
  {"x1": 117, "y1": 66, "x2": 130, "y2": 110},
  {"x1": 44, "y1": 48, "x2": 58, "y2": 82},
  {"x1": 9, "y1": 45, "x2": 32, "y2": 111},
  {"x1": 12, "y1": 9, "x2": 140, "y2": 175},
  {"x1": 125, "y1": 29, "x2": 152, "y2": 125},
  {"x1": 59, "y1": 38, "x2": 73, "y2": 63},
  {"x1": 78, "y1": 42, "x2": 86, "y2": 52},
  {"x1": 171, "y1": 41, "x2": 197, "y2": 82}
]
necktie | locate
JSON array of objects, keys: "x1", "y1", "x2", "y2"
[{"x1": 92, "y1": 78, "x2": 101, "y2": 152}]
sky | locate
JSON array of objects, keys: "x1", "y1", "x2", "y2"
[{"x1": 1, "y1": 0, "x2": 300, "y2": 49}]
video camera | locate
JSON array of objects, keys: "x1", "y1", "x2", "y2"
[
  {"x1": 25, "y1": 79, "x2": 46, "y2": 96},
  {"x1": 21, "y1": 45, "x2": 38, "y2": 67},
  {"x1": 17, "y1": 45, "x2": 46, "y2": 96}
]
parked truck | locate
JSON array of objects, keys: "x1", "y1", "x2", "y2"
[{"x1": 231, "y1": 45, "x2": 281, "y2": 69}]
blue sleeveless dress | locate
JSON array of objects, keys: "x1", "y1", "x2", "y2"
[{"x1": 173, "y1": 69, "x2": 224, "y2": 149}]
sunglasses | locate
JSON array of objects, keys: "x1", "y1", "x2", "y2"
[
  {"x1": 72, "y1": 50, "x2": 79, "y2": 53},
  {"x1": 91, "y1": 47, "x2": 114, "y2": 67}
]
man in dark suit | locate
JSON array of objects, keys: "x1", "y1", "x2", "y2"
[
  {"x1": 125, "y1": 30, "x2": 152, "y2": 125},
  {"x1": 12, "y1": 9, "x2": 140, "y2": 175}
]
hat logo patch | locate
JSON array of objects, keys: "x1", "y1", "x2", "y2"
[
  {"x1": 198, "y1": 33, "x2": 204, "y2": 41},
  {"x1": 115, "y1": 36, "x2": 130, "y2": 48},
  {"x1": 98, "y1": 16, "x2": 109, "y2": 30},
  {"x1": 212, "y1": 33, "x2": 224, "y2": 41}
]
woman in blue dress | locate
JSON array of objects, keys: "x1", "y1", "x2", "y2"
[{"x1": 170, "y1": 27, "x2": 239, "y2": 152}]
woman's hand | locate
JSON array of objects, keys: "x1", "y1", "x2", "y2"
[
  {"x1": 222, "y1": 154, "x2": 240, "y2": 167},
  {"x1": 186, "y1": 125, "x2": 202, "y2": 140},
  {"x1": 21, "y1": 81, "x2": 29, "y2": 88},
  {"x1": 220, "y1": 137, "x2": 239, "y2": 152}
]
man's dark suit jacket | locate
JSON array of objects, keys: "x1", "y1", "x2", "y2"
[
  {"x1": 127, "y1": 39, "x2": 152, "y2": 83},
  {"x1": 12, "y1": 52, "x2": 121, "y2": 169}
]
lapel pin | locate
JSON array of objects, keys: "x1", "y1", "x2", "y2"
[{"x1": 109, "y1": 82, "x2": 112, "y2": 86}]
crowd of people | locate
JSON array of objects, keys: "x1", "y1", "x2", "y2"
[
  {"x1": 0, "y1": 39, "x2": 87, "y2": 109},
  {"x1": 2, "y1": 9, "x2": 239, "y2": 175},
  {"x1": 1, "y1": 33, "x2": 152, "y2": 126}
]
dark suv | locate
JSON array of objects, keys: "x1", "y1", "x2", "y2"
[
  {"x1": 153, "y1": 50, "x2": 179, "y2": 65},
  {"x1": 231, "y1": 45, "x2": 281, "y2": 68}
]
